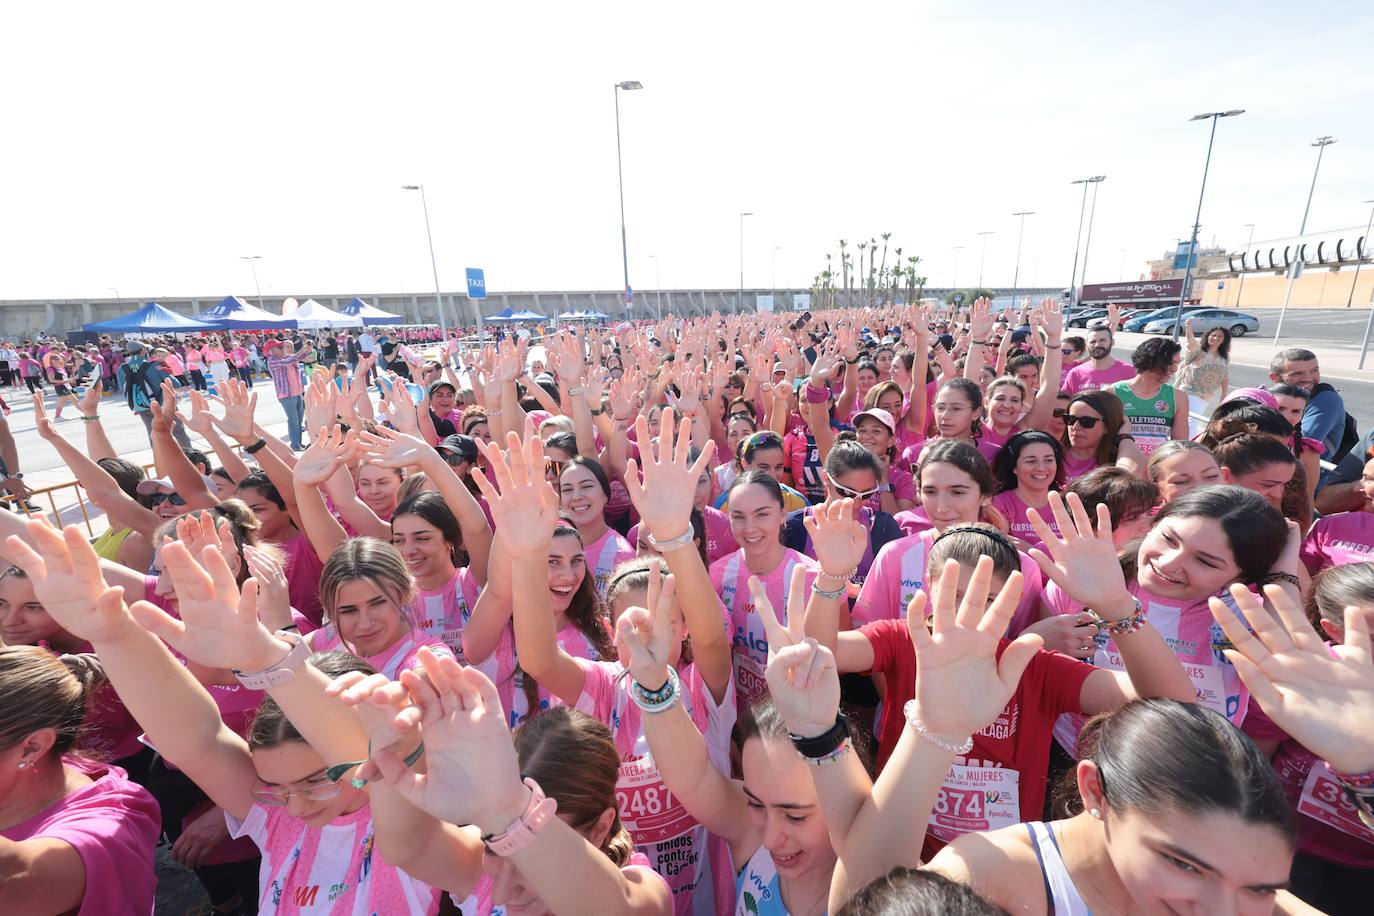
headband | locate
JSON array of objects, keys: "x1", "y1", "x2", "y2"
[{"x1": 931, "y1": 524, "x2": 1018, "y2": 557}]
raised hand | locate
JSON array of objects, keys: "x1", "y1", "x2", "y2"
[
  {"x1": 152, "y1": 379, "x2": 180, "y2": 433},
  {"x1": 183, "y1": 390, "x2": 218, "y2": 436},
  {"x1": 79, "y1": 378, "x2": 103, "y2": 417},
  {"x1": 174, "y1": 512, "x2": 240, "y2": 570},
  {"x1": 6, "y1": 520, "x2": 136, "y2": 644},
  {"x1": 1211, "y1": 584, "x2": 1374, "y2": 774},
  {"x1": 129, "y1": 538, "x2": 287, "y2": 673},
  {"x1": 968, "y1": 297, "x2": 993, "y2": 342},
  {"x1": 758, "y1": 565, "x2": 840, "y2": 737},
  {"x1": 615, "y1": 560, "x2": 678, "y2": 690},
  {"x1": 371, "y1": 648, "x2": 529, "y2": 834},
  {"x1": 294, "y1": 426, "x2": 358, "y2": 486},
  {"x1": 379, "y1": 376, "x2": 421, "y2": 436},
  {"x1": 1026, "y1": 491, "x2": 1134, "y2": 619},
  {"x1": 1038, "y1": 296, "x2": 1064, "y2": 338},
  {"x1": 469, "y1": 431, "x2": 559, "y2": 558},
  {"x1": 908, "y1": 556, "x2": 1042, "y2": 739},
  {"x1": 31, "y1": 392, "x2": 58, "y2": 441},
  {"x1": 244, "y1": 545, "x2": 292, "y2": 631},
  {"x1": 327, "y1": 670, "x2": 421, "y2": 782},
  {"x1": 624, "y1": 415, "x2": 714, "y2": 541},
  {"x1": 208, "y1": 378, "x2": 258, "y2": 444},
  {"x1": 803, "y1": 497, "x2": 866, "y2": 578},
  {"x1": 357, "y1": 425, "x2": 435, "y2": 471},
  {"x1": 304, "y1": 370, "x2": 339, "y2": 434}
]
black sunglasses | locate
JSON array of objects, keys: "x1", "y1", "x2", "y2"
[
  {"x1": 148, "y1": 492, "x2": 188, "y2": 507},
  {"x1": 1062, "y1": 415, "x2": 1101, "y2": 429}
]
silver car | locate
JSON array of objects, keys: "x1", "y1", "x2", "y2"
[{"x1": 1142, "y1": 308, "x2": 1260, "y2": 337}]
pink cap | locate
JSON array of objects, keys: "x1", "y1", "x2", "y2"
[
  {"x1": 1221, "y1": 387, "x2": 1279, "y2": 410},
  {"x1": 853, "y1": 407, "x2": 897, "y2": 435}
]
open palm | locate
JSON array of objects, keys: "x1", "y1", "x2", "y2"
[
  {"x1": 624, "y1": 415, "x2": 714, "y2": 539},
  {"x1": 470, "y1": 431, "x2": 559, "y2": 557},
  {"x1": 1025, "y1": 492, "x2": 1133, "y2": 616},
  {"x1": 7, "y1": 521, "x2": 135, "y2": 644}
]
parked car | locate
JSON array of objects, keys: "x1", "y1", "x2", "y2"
[
  {"x1": 1087, "y1": 307, "x2": 1148, "y2": 330},
  {"x1": 1142, "y1": 308, "x2": 1260, "y2": 337},
  {"x1": 1123, "y1": 306, "x2": 1185, "y2": 332},
  {"x1": 1067, "y1": 309, "x2": 1106, "y2": 328}
]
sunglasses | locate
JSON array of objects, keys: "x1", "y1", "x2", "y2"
[
  {"x1": 1061, "y1": 346, "x2": 1078, "y2": 355},
  {"x1": 148, "y1": 492, "x2": 188, "y2": 507},
  {"x1": 442, "y1": 452, "x2": 471, "y2": 467},
  {"x1": 1062, "y1": 414, "x2": 1101, "y2": 429},
  {"x1": 545, "y1": 458, "x2": 567, "y2": 477},
  {"x1": 1052, "y1": 408, "x2": 1067, "y2": 419},
  {"x1": 831, "y1": 480, "x2": 881, "y2": 501}
]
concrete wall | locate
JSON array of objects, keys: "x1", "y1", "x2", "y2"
[
  {"x1": 1196, "y1": 268, "x2": 1374, "y2": 310},
  {"x1": 0, "y1": 287, "x2": 1063, "y2": 337}
]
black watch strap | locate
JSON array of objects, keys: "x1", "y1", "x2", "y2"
[
  {"x1": 789, "y1": 715, "x2": 849, "y2": 759},
  {"x1": 244, "y1": 437, "x2": 269, "y2": 455}
]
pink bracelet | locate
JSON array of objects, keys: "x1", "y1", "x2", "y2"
[{"x1": 482, "y1": 778, "x2": 558, "y2": 856}]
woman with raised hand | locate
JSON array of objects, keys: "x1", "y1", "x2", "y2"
[
  {"x1": 1222, "y1": 571, "x2": 1374, "y2": 913},
  {"x1": 558, "y1": 455, "x2": 636, "y2": 598},
  {"x1": 631, "y1": 563, "x2": 842, "y2": 916},
  {"x1": 5, "y1": 519, "x2": 445, "y2": 914},
  {"x1": 1042, "y1": 485, "x2": 1299, "y2": 760},
  {"x1": 329, "y1": 650, "x2": 672, "y2": 916},
  {"x1": 462, "y1": 431, "x2": 614, "y2": 726}
]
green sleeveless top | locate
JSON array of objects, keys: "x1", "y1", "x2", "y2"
[{"x1": 1108, "y1": 380, "x2": 1176, "y2": 456}]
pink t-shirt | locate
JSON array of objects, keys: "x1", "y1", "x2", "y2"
[
  {"x1": 976, "y1": 427, "x2": 1013, "y2": 464},
  {"x1": 163, "y1": 353, "x2": 185, "y2": 375},
  {"x1": 855, "y1": 530, "x2": 1043, "y2": 635},
  {"x1": 59, "y1": 641, "x2": 144, "y2": 762},
  {"x1": 186, "y1": 347, "x2": 205, "y2": 370},
  {"x1": 628, "y1": 505, "x2": 739, "y2": 566},
  {"x1": 281, "y1": 533, "x2": 325, "y2": 627},
  {"x1": 894, "y1": 422, "x2": 925, "y2": 456},
  {"x1": 709, "y1": 548, "x2": 818, "y2": 711},
  {"x1": 1060, "y1": 452, "x2": 1100, "y2": 482},
  {"x1": 991, "y1": 490, "x2": 1061, "y2": 543},
  {"x1": 1300, "y1": 511, "x2": 1374, "y2": 574},
  {"x1": 2, "y1": 760, "x2": 160, "y2": 916},
  {"x1": 226, "y1": 800, "x2": 441, "y2": 915},
  {"x1": 1243, "y1": 682, "x2": 1374, "y2": 866},
  {"x1": 893, "y1": 505, "x2": 933, "y2": 537},
  {"x1": 306, "y1": 624, "x2": 453, "y2": 680},
  {"x1": 407, "y1": 566, "x2": 481, "y2": 662},
  {"x1": 584, "y1": 527, "x2": 637, "y2": 599},
  {"x1": 1045, "y1": 580, "x2": 1248, "y2": 756},
  {"x1": 479, "y1": 621, "x2": 604, "y2": 730},
  {"x1": 874, "y1": 465, "x2": 917, "y2": 511},
  {"x1": 1061, "y1": 359, "x2": 1134, "y2": 395},
  {"x1": 457, "y1": 851, "x2": 666, "y2": 916},
  {"x1": 576, "y1": 660, "x2": 737, "y2": 915}
]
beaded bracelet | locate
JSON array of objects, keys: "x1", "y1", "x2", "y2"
[
  {"x1": 806, "y1": 740, "x2": 852, "y2": 767},
  {"x1": 812, "y1": 581, "x2": 847, "y2": 601},
  {"x1": 1089, "y1": 597, "x2": 1146, "y2": 637},
  {"x1": 630, "y1": 667, "x2": 682, "y2": 714},
  {"x1": 902, "y1": 701, "x2": 974, "y2": 755},
  {"x1": 1261, "y1": 571, "x2": 1301, "y2": 589}
]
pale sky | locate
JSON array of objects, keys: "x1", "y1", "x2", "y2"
[{"x1": 2, "y1": 0, "x2": 1371, "y2": 303}]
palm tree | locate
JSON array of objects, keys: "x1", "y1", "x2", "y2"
[
  {"x1": 878, "y1": 233, "x2": 891, "y2": 287},
  {"x1": 838, "y1": 240, "x2": 849, "y2": 305}
]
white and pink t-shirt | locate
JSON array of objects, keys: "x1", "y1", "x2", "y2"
[
  {"x1": 227, "y1": 800, "x2": 441, "y2": 915},
  {"x1": 576, "y1": 659, "x2": 737, "y2": 915},
  {"x1": 1045, "y1": 580, "x2": 1248, "y2": 756},
  {"x1": 456, "y1": 851, "x2": 667, "y2": 916},
  {"x1": 1300, "y1": 511, "x2": 1374, "y2": 574},
  {"x1": 991, "y1": 490, "x2": 1061, "y2": 543},
  {"x1": 709, "y1": 548, "x2": 818, "y2": 711},
  {"x1": 1062, "y1": 359, "x2": 1134, "y2": 395},
  {"x1": 407, "y1": 566, "x2": 481, "y2": 662},
  {"x1": 480, "y1": 621, "x2": 605, "y2": 730},
  {"x1": 3, "y1": 760, "x2": 161, "y2": 916},
  {"x1": 585, "y1": 527, "x2": 637, "y2": 598},
  {"x1": 306, "y1": 625, "x2": 454, "y2": 680}
]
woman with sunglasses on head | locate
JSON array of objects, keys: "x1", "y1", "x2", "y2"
[
  {"x1": 991, "y1": 430, "x2": 1065, "y2": 545},
  {"x1": 7, "y1": 519, "x2": 450, "y2": 914},
  {"x1": 1057, "y1": 389, "x2": 1146, "y2": 483}
]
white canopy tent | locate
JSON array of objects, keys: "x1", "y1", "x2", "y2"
[{"x1": 291, "y1": 299, "x2": 363, "y2": 329}]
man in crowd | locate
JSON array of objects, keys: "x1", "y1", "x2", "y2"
[
  {"x1": 265, "y1": 338, "x2": 306, "y2": 451},
  {"x1": 1270, "y1": 347, "x2": 1349, "y2": 465},
  {"x1": 1062, "y1": 324, "x2": 1134, "y2": 394}
]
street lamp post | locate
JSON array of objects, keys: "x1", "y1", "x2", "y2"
[
  {"x1": 239, "y1": 256, "x2": 265, "y2": 310},
  {"x1": 738, "y1": 212, "x2": 753, "y2": 313},
  {"x1": 613, "y1": 81, "x2": 643, "y2": 313},
  {"x1": 1350, "y1": 201, "x2": 1374, "y2": 369},
  {"x1": 1008, "y1": 211, "x2": 1035, "y2": 315},
  {"x1": 951, "y1": 246, "x2": 964, "y2": 290},
  {"x1": 1068, "y1": 176, "x2": 1104, "y2": 309},
  {"x1": 1233, "y1": 223, "x2": 1256, "y2": 309},
  {"x1": 1081, "y1": 177, "x2": 1106, "y2": 286},
  {"x1": 401, "y1": 185, "x2": 451, "y2": 340},
  {"x1": 109, "y1": 286, "x2": 121, "y2": 303},
  {"x1": 1275, "y1": 136, "x2": 1337, "y2": 344},
  {"x1": 1172, "y1": 110, "x2": 1245, "y2": 341},
  {"x1": 976, "y1": 232, "x2": 994, "y2": 290}
]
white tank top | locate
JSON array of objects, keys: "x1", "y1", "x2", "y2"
[{"x1": 1026, "y1": 822, "x2": 1092, "y2": 916}]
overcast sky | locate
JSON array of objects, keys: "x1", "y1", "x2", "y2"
[{"x1": 2, "y1": 1, "x2": 1371, "y2": 303}]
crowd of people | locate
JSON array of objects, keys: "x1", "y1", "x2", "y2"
[{"x1": 2, "y1": 297, "x2": 1372, "y2": 915}]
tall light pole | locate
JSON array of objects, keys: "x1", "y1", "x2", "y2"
[
  {"x1": 1233, "y1": 223, "x2": 1256, "y2": 309},
  {"x1": 613, "y1": 80, "x2": 643, "y2": 312},
  {"x1": 976, "y1": 232, "x2": 994, "y2": 290},
  {"x1": 1068, "y1": 175, "x2": 1104, "y2": 308},
  {"x1": 738, "y1": 212, "x2": 753, "y2": 313},
  {"x1": 401, "y1": 185, "x2": 451, "y2": 339},
  {"x1": 648, "y1": 254, "x2": 662, "y2": 320},
  {"x1": 1008, "y1": 211, "x2": 1035, "y2": 315},
  {"x1": 951, "y1": 245, "x2": 965, "y2": 290},
  {"x1": 239, "y1": 255, "x2": 265, "y2": 310},
  {"x1": 771, "y1": 246, "x2": 782, "y2": 302},
  {"x1": 109, "y1": 286, "x2": 121, "y2": 303},
  {"x1": 1274, "y1": 136, "x2": 1337, "y2": 344},
  {"x1": 1080, "y1": 177, "x2": 1107, "y2": 286},
  {"x1": 1172, "y1": 110, "x2": 1245, "y2": 341},
  {"x1": 1351, "y1": 201, "x2": 1374, "y2": 369}
]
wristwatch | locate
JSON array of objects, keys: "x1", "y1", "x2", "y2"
[{"x1": 232, "y1": 633, "x2": 309, "y2": 689}]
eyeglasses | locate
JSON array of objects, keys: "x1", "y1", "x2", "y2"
[
  {"x1": 250, "y1": 773, "x2": 349, "y2": 806},
  {"x1": 1062, "y1": 415, "x2": 1101, "y2": 429},
  {"x1": 148, "y1": 492, "x2": 188, "y2": 507},
  {"x1": 545, "y1": 458, "x2": 567, "y2": 477},
  {"x1": 1052, "y1": 408, "x2": 1067, "y2": 418},
  {"x1": 831, "y1": 480, "x2": 881, "y2": 501}
]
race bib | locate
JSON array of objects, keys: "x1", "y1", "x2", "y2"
[
  {"x1": 733, "y1": 651, "x2": 768, "y2": 706},
  {"x1": 928, "y1": 765, "x2": 1021, "y2": 841},
  {"x1": 616, "y1": 756, "x2": 695, "y2": 845},
  {"x1": 1298, "y1": 764, "x2": 1374, "y2": 845},
  {"x1": 1180, "y1": 661, "x2": 1227, "y2": 717}
]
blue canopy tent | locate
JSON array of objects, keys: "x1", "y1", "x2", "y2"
[
  {"x1": 485, "y1": 307, "x2": 523, "y2": 322},
  {"x1": 201, "y1": 296, "x2": 297, "y2": 330},
  {"x1": 512, "y1": 310, "x2": 546, "y2": 321},
  {"x1": 83, "y1": 302, "x2": 226, "y2": 334},
  {"x1": 341, "y1": 297, "x2": 404, "y2": 326}
]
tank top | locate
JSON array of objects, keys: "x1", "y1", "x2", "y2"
[
  {"x1": 1107, "y1": 380, "x2": 1176, "y2": 456},
  {"x1": 1025, "y1": 822, "x2": 1091, "y2": 916},
  {"x1": 735, "y1": 846, "x2": 819, "y2": 915},
  {"x1": 91, "y1": 525, "x2": 136, "y2": 562}
]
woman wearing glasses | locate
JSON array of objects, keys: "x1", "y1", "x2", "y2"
[
  {"x1": 5, "y1": 520, "x2": 449, "y2": 915},
  {"x1": 1057, "y1": 390, "x2": 1146, "y2": 483}
]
